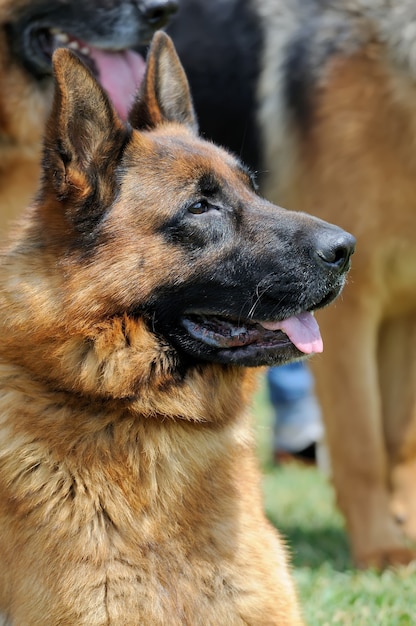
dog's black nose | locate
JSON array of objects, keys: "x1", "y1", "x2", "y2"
[
  {"x1": 315, "y1": 229, "x2": 356, "y2": 273},
  {"x1": 140, "y1": 0, "x2": 178, "y2": 27}
]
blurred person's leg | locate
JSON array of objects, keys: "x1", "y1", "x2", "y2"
[{"x1": 267, "y1": 362, "x2": 323, "y2": 464}]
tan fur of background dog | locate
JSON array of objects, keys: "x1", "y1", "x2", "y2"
[
  {"x1": 0, "y1": 36, "x2": 305, "y2": 624},
  {"x1": 0, "y1": 1, "x2": 51, "y2": 231},
  {"x1": 256, "y1": 0, "x2": 416, "y2": 568}
]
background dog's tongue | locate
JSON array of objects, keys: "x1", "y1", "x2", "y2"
[
  {"x1": 260, "y1": 312, "x2": 323, "y2": 354},
  {"x1": 89, "y1": 49, "x2": 146, "y2": 120}
]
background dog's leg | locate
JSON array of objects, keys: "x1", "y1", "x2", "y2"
[
  {"x1": 380, "y1": 316, "x2": 416, "y2": 541},
  {"x1": 312, "y1": 300, "x2": 414, "y2": 569}
]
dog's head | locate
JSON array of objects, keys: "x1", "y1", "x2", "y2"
[
  {"x1": 2, "y1": 32, "x2": 354, "y2": 405},
  {"x1": 0, "y1": 0, "x2": 177, "y2": 146}
]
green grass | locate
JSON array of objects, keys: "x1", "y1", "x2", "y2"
[{"x1": 252, "y1": 373, "x2": 416, "y2": 626}]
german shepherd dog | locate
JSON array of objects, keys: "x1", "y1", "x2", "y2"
[
  {"x1": 0, "y1": 32, "x2": 355, "y2": 624},
  {"x1": 168, "y1": 0, "x2": 416, "y2": 569},
  {"x1": 0, "y1": 0, "x2": 177, "y2": 234}
]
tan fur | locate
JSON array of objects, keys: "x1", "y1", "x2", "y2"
[
  {"x1": 0, "y1": 36, "x2": 309, "y2": 624},
  {"x1": 0, "y1": 52, "x2": 51, "y2": 234},
  {"x1": 258, "y1": 0, "x2": 416, "y2": 568}
]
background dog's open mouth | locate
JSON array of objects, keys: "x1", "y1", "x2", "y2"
[
  {"x1": 29, "y1": 27, "x2": 147, "y2": 120},
  {"x1": 182, "y1": 311, "x2": 323, "y2": 355}
]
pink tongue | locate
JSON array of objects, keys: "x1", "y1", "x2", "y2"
[
  {"x1": 89, "y1": 48, "x2": 147, "y2": 120},
  {"x1": 260, "y1": 312, "x2": 323, "y2": 354}
]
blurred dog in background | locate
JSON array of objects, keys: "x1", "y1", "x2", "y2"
[
  {"x1": 0, "y1": 0, "x2": 177, "y2": 233},
  {"x1": 169, "y1": 0, "x2": 416, "y2": 569}
]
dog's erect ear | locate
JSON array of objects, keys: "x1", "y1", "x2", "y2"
[
  {"x1": 42, "y1": 49, "x2": 130, "y2": 229},
  {"x1": 128, "y1": 31, "x2": 198, "y2": 133}
]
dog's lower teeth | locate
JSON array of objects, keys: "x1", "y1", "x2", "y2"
[
  {"x1": 230, "y1": 326, "x2": 246, "y2": 337},
  {"x1": 49, "y1": 29, "x2": 91, "y2": 57}
]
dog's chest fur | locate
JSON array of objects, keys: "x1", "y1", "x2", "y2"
[{"x1": 0, "y1": 369, "x2": 276, "y2": 625}]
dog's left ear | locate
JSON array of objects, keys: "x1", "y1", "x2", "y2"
[
  {"x1": 42, "y1": 49, "x2": 130, "y2": 225},
  {"x1": 128, "y1": 31, "x2": 198, "y2": 133}
]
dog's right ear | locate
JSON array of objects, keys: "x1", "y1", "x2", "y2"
[
  {"x1": 41, "y1": 49, "x2": 131, "y2": 228},
  {"x1": 128, "y1": 31, "x2": 198, "y2": 133}
]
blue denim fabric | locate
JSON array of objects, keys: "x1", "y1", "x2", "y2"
[
  {"x1": 267, "y1": 362, "x2": 322, "y2": 452},
  {"x1": 267, "y1": 362, "x2": 314, "y2": 406}
]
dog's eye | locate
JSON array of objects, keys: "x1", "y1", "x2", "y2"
[{"x1": 188, "y1": 200, "x2": 210, "y2": 215}]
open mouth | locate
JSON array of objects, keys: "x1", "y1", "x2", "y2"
[
  {"x1": 22, "y1": 25, "x2": 147, "y2": 120},
  {"x1": 182, "y1": 310, "x2": 323, "y2": 356}
]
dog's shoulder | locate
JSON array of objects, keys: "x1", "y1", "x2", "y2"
[
  {"x1": 262, "y1": 1, "x2": 416, "y2": 122},
  {"x1": 258, "y1": 1, "x2": 373, "y2": 127}
]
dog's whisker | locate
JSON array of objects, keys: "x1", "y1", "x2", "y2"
[{"x1": 246, "y1": 277, "x2": 278, "y2": 319}]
